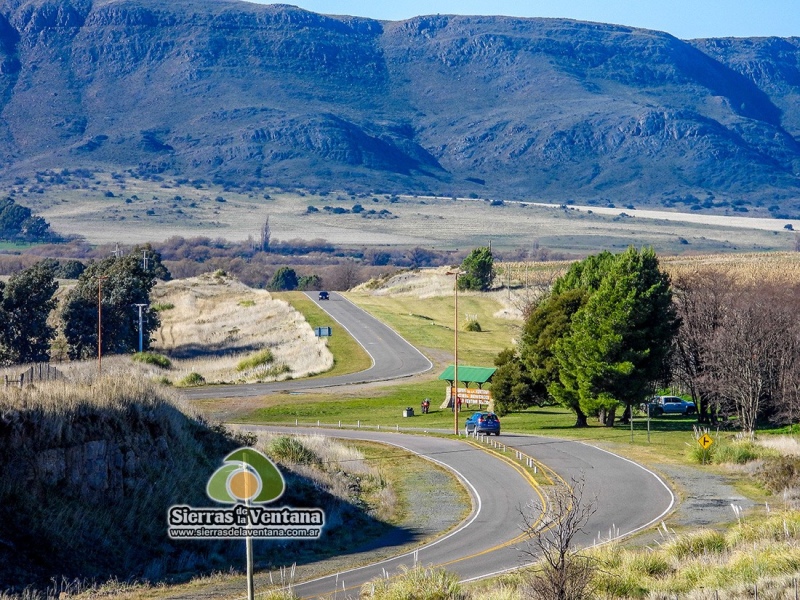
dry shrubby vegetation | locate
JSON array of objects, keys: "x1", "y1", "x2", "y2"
[
  {"x1": 0, "y1": 374, "x2": 405, "y2": 595},
  {"x1": 0, "y1": 374, "x2": 247, "y2": 589},
  {"x1": 148, "y1": 273, "x2": 332, "y2": 384}
]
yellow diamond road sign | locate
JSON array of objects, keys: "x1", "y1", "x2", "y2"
[{"x1": 698, "y1": 434, "x2": 714, "y2": 450}]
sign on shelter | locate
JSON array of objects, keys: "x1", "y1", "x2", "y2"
[{"x1": 438, "y1": 365, "x2": 496, "y2": 409}]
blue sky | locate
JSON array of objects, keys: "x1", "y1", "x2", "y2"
[{"x1": 249, "y1": 1, "x2": 799, "y2": 39}]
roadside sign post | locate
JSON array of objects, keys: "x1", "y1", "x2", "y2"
[
  {"x1": 134, "y1": 303, "x2": 147, "y2": 353},
  {"x1": 244, "y1": 455, "x2": 255, "y2": 600},
  {"x1": 698, "y1": 433, "x2": 714, "y2": 465}
]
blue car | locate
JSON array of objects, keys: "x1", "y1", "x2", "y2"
[{"x1": 465, "y1": 411, "x2": 501, "y2": 436}]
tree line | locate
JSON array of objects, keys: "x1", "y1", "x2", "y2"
[
  {"x1": 0, "y1": 196, "x2": 56, "y2": 242},
  {"x1": 0, "y1": 245, "x2": 169, "y2": 366},
  {"x1": 492, "y1": 247, "x2": 800, "y2": 433}
]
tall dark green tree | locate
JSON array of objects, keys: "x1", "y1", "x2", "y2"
[
  {"x1": 491, "y1": 348, "x2": 536, "y2": 416},
  {"x1": 458, "y1": 246, "x2": 495, "y2": 291},
  {"x1": 553, "y1": 247, "x2": 679, "y2": 425},
  {"x1": 0, "y1": 197, "x2": 54, "y2": 241},
  {"x1": 0, "y1": 262, "x2": 58, "y2": 365},
  {"x1": 522, "y1": 288, "x2": 590, "y2": 426},
  {"x1": 269, "y1": 266, "x2": 299, "y2": 291},
  {"x1": 62, "y1": 246, "x2": 167, "y2": 360},
  {"x1": 497, "y1": 247, "x2": 678, "y2": 427}
]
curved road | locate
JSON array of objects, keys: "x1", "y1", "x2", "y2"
[
  {"x1": 183, "y1": 293, "x2": 674, "y2": 597},
  {"x1": 182, "y1": 292, "x2": 432, "y2": 400},
  {"x1": 246, "y1": 426, "x2": 674, "y2": 599}
]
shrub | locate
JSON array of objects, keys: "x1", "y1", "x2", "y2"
[
  {"x1": 132, "y1": 352, "x2": 172, "y2": 369},
  {"x1": 238, "y1": 299, "x2": 256, "y2": 307},
  {"x1": 152, "y1": 302, "x2": 175, "y2": 312},
  {"x1": 236, "y1": 349, "x2": 274, "y2": 372},
  {"x1": 464, "y1": 320, "x2": 482, "y2": 332},
  {"x1": 268, "y1": 436, "x2": 320, "y2": 466},
  {"x1": 686, "y1": 441, "x2": 716, "y2": 464},
  {"x1": 361, "y1": 564, "x2": 467, "y2": 599},
  {"x1": 713, "y1": 441, "x2": 778, "y2": 464},
  {"x1": 179, "y1": 372, "x2": 205, "y2": 387},
  {"x1": 757, "y1": 456, "x2": 800, "y2": 494},
  {"x1": 663, "y1": 529, "x2": 727, "y2": 559}
]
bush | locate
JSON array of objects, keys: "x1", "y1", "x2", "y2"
[
  {"x1": 179, "y1": 372, "x2": 205, "y2": 387},
  {"x1": 268, "y1": 436, "x2": 320, "y2": 466},
  {"x1": 713, "y1": 441, "x2": 777, "y2": 464},
  {"x1": 464, "y1": 320, "x2": 482, "y2": 332},
  {"x1": 132, "y1": 352, "x2": 172, "y2": 369},
  {"x1": 152, "y1": 302, "x2": 175, "y2": 312},
  {"x1": 688, "y1": 440, "x2": 779, "y2": 466},
  {"x1": 361, "y1": 564, "x2": 467, "y2": 600},
  {"x1": 236, "y1": 349, "x2": 274, "y2": 372},
  {"x1": 663, "y1": 529, "x2": 727, "y2": 559},
  {"x1": 757, "y1": 456, "x2": 800, "y2": 494}
]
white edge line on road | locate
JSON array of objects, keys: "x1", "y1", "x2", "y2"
[
  {"x1": 577, "y1": 441, "x2": 676, "y2": 538},
  {"x1": 336, "y1": 292, "x2": 434, "y2": 375},
  {"x1": 458, "y1": 439, "x2": 677, "y2": 585},
  {"x1": 304, "y1": 292, "x2": 376, "y2": 372},
  {"x1": 277, "y1": 435, "x2": 482, "y2": 595}
]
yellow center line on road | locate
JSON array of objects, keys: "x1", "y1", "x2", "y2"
[{"x1": 294, "y1": 437, "x2": 569, "y2": 600}]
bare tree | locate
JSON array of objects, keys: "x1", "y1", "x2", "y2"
[
  {"x1": 519, "y1": 476, "x2": 598, "y2": 600},
  {"x1": 259, "y1": 215, "x2": 271, "y2": 252},
  {"x1": 706, "y1": 283, "x2": 796, "y2": 434},
  {"x1": 671, "y1": 270, "x2": 734, "y2": 423},
  {"x1": 328, "y1": 260, "x2": 362, "y2": 291}
]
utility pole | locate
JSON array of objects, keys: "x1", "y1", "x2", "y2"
[
  {"x1": 142, "y1": 249, "x2": 150, "y2": 270},
  {"x1": 112, "y1": 243, "x2": 122, "y2": 258},
  {"x1": 447, "y1": 270, "x2": 465, "y2": 435},
  {"x1": 134, "y1": 303, "x2": 148, "y2": 352},
  {"x1": 97, "y1": 276, "x2": 108, "y2": 374}
]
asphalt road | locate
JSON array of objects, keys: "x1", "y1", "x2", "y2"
[
  {"x1": 246, "y1": 426, "x2": 674, "y2": 599},
  {"x1": 181, "y1": 291, "x2": 432, "y2": 400},
  {"x1": 183, "y1": 292, "x2": 674, "y2": 597}
]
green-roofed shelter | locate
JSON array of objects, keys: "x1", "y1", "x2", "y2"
[{"x1": 438, "y1": 365, "x2": 496, "y2": 388}]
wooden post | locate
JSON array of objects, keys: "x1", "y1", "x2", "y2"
[{"x1": 19, "y1": 373, "x2": 24, "y2": 388}]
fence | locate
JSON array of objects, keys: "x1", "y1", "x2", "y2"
[{"x1": 4, "y1": 363, "x2": 63, "y2": 388}]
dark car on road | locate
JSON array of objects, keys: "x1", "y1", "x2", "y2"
[
  {"x1": 318, "y1": 291, "x2": 329, "y2": 300},
  {"x1": 465, "y1": 411, "x2": 501, "y2": 436}
]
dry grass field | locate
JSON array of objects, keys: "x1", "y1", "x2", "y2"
[
  {"x1": 16, "y1": 173, "x2": 798, "y2": 254},
  {"x1": 500, "y1": 251, "x2": 800, "y2": 287}
]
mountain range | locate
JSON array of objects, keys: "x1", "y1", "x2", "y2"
[{"x1": 0, "y1": 0, "x2": 799, "y2": 211}]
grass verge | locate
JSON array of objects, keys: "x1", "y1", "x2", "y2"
[
  {"x1": 275, "y1": 291, "x2": 372, "y2": 377},
  {"x1": 345, "y1": 291, "x2": 518, "y2": 366}
]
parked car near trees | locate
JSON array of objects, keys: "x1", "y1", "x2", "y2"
[{"x1": 640, "y1": 396, "x2": 696, "y2": 416}]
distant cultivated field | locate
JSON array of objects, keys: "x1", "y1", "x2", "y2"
[
  {"x1": 18, "y1": 173, "x2": 798, "y2": 254},
  {"x1": 500, "y1": 251, "x2": 800, "y2": 287}
]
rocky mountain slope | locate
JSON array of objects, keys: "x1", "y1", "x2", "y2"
[{"x1": 0, "y1": 0, "x2": 799, "y2": 209}]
